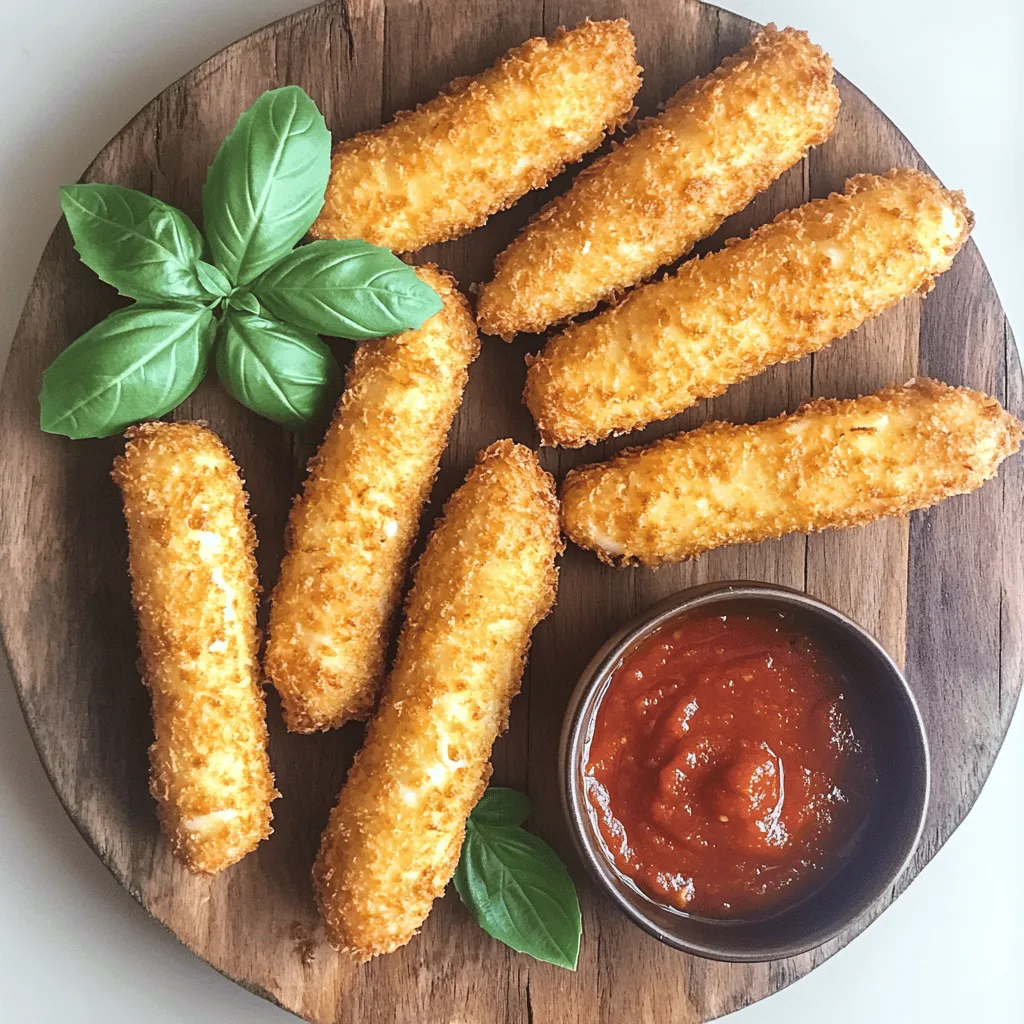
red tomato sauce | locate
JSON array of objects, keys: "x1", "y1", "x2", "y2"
[{"x1": 584, "y1": 603, "x2": 876, "y2": 919}]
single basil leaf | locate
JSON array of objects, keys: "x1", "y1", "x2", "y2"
[
  {"x1": 195, "y1": 260, "x2": 232, "y2": 299},
  {"x1": 202, "y1": 86, "x2": 331, "y2": 286},
  {"x1": 60, "y1": 183, "x2": 207, "y2": 303},
  {"x1": 455, "y1": 820, "x2": 581, "y2": 970},
  {"x1": 39, "y1": 305, "x2": 215, "y2": 439},
  {"x1": 470, "y1": 787, "x2": 532, "y2": 828},
  {"x1": 215, "y1": 310, "x2": 340, "y2": 428},
  {"x1": 252, "y1": 240, "x2": 443, "y2": 340},
  {"x1": 227, "y1": 290, "x2": 261, "y2": 314}
]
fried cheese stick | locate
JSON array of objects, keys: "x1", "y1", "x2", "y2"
[
  {"x1": 112, "y1": 422, "x2": 276, "y2": 874},
  {"x1": 526, "y1": 169, "x2": 973, "y2": 447},
  {"x1": 313, "y1": 441, "x2": 561, "y2": 959},
  {"x1": 561, "y1": 380, "x2": 1023, "y2": 567},
  {"x1": 476, "y1": 25, "x2": 839, "y2": 338},
  {"x1": 309, "y1": 20, "x2": 641, "y2": 252},
  {"x1": 265, "y1": 266, "x2": 479, "y2": 732}
]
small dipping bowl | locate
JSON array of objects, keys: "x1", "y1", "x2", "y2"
[{"x1": 560, "y1": 581, "x2": 930, "y2": 962}]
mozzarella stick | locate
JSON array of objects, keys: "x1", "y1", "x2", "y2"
[
  {"x1": 309, "y1": 20, "x2": 641, "y2": 252},
  {"x1": 265, "y1": 266, "x2": 479, "y2": 732},
  {"x1": 526, "y1": 169, "x2": 973, "y2": 447},
  {"x1": 477, "y1": 25, "x2": 839, "y2": 338},
  {"x1": 111, "y1": 422, "x2": 276, "y2": 874},
  {"x1": 561, "y1": 380, "x2": 1022, "y2": 567},
  {"x1": 313, "y1": 441, "x2": 561, "y2": 959}
]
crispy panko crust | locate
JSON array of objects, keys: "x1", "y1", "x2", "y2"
[
  {"x1": 526, "y1": 169, "x2": 974, "y2": 447},
  {"x1": 313, "y1": 441, "x2": 562, "y2": 959},
  {"x1": 111, "y1": 422, "x2": 277, "y2": 874},
  {"x1": 561, "y1": 380, "x2": 1023, "y2": 567},
  {"x1": 309, "y1": 19, "x2": 641, "y2": 253},
  {"x1": 265, "y1": 266, "x2": 480, "y2": 732},
  {"x1": 477, "y1": 25, "x2": 839, "y2": 338}
]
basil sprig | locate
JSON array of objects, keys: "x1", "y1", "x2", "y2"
[
  {"x1": 455, "y1": 787, "x2": 582, "y2": 970},
  {"x1": 40, "y1": 86, "x2": 443, "y2": 439}
]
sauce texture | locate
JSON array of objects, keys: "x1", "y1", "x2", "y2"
[{"x1": 584, "y1": 604, "x2": 876, "y2": 918}]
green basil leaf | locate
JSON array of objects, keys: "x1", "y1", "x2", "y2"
[
  {"x1": 470, "y1": 787, "x2": 532, "y2": 828},
  {"x1": 252, "y1": 240, "x2": 443, "y2": 340},
  {"x1": 202, "y1": 86, "x2": 331, "y2": 286},
  {"x1": 195, "y1": 260, "x2": 232, "y2": 299},
  {"x1": 59, "y1": 183, "x2": 207, "y2": 303},
  {"x1": 455, "y1": 817, "x2": 581, "y2": 970},
  {"x1": 227, "y1": 290, "x2": 262, "y2": 315},
  {"x1": 39, "y1": 305, "x2": 215, "y2": 439},
  {"x1": 215, "y1": 310, "x2": 340, "y2": 428}
]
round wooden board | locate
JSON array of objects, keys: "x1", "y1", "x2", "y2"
[{"x1": 1, "y1": 1, "x2": 1021, "y2": 1020}]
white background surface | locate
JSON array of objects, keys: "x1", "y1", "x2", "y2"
[{"x1": 1, "y1": 0, "x2": 1021, "y2": 1020}]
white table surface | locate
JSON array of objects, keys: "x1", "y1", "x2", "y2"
[{"x1": 1, "y1": 1, "x2": 1021, "y2": 1020}]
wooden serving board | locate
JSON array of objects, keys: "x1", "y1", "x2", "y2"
[{"x1": 1, "y1": 1, "x2": 1021, "y2": 1020}]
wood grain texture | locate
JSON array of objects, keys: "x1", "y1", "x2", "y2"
[{"x1": 0, "y1": 1, "x2": 1020, "y2": 1021}]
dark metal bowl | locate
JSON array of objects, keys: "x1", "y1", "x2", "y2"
[{"x1": 559, "y1": 581, "x2": 930, "y2": 962}]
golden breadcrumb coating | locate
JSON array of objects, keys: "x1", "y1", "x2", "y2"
[
  {"x1": 313, "y1": 441, "x2": 561, "y2": 959},
  {"x1": 526, "y1": 169, "x2": 973, "y2": 447},
  {"x1": 477, "y1": 24, "x2": 839, "y2": 338},
  {"x1": 111, "y1": 422, "x2": 277, "y2": 874},
  {"x1": 309, "y1": 19, "x2": 641, "y2": 252},
  {"x1": 265, "y1": 266, "x2": 480, "y2": 732},
  {"x1": 561, "y1": 380, "x2": 1022, "y2": 567}
]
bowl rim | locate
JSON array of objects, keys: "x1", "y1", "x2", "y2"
[{"x1": 558, "y1": 580, "x2": 932, "y2": 962}]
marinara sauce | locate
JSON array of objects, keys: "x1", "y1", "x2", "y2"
[{"x1": 584, "y1": 603, "x2": 876, "y2": 918}]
